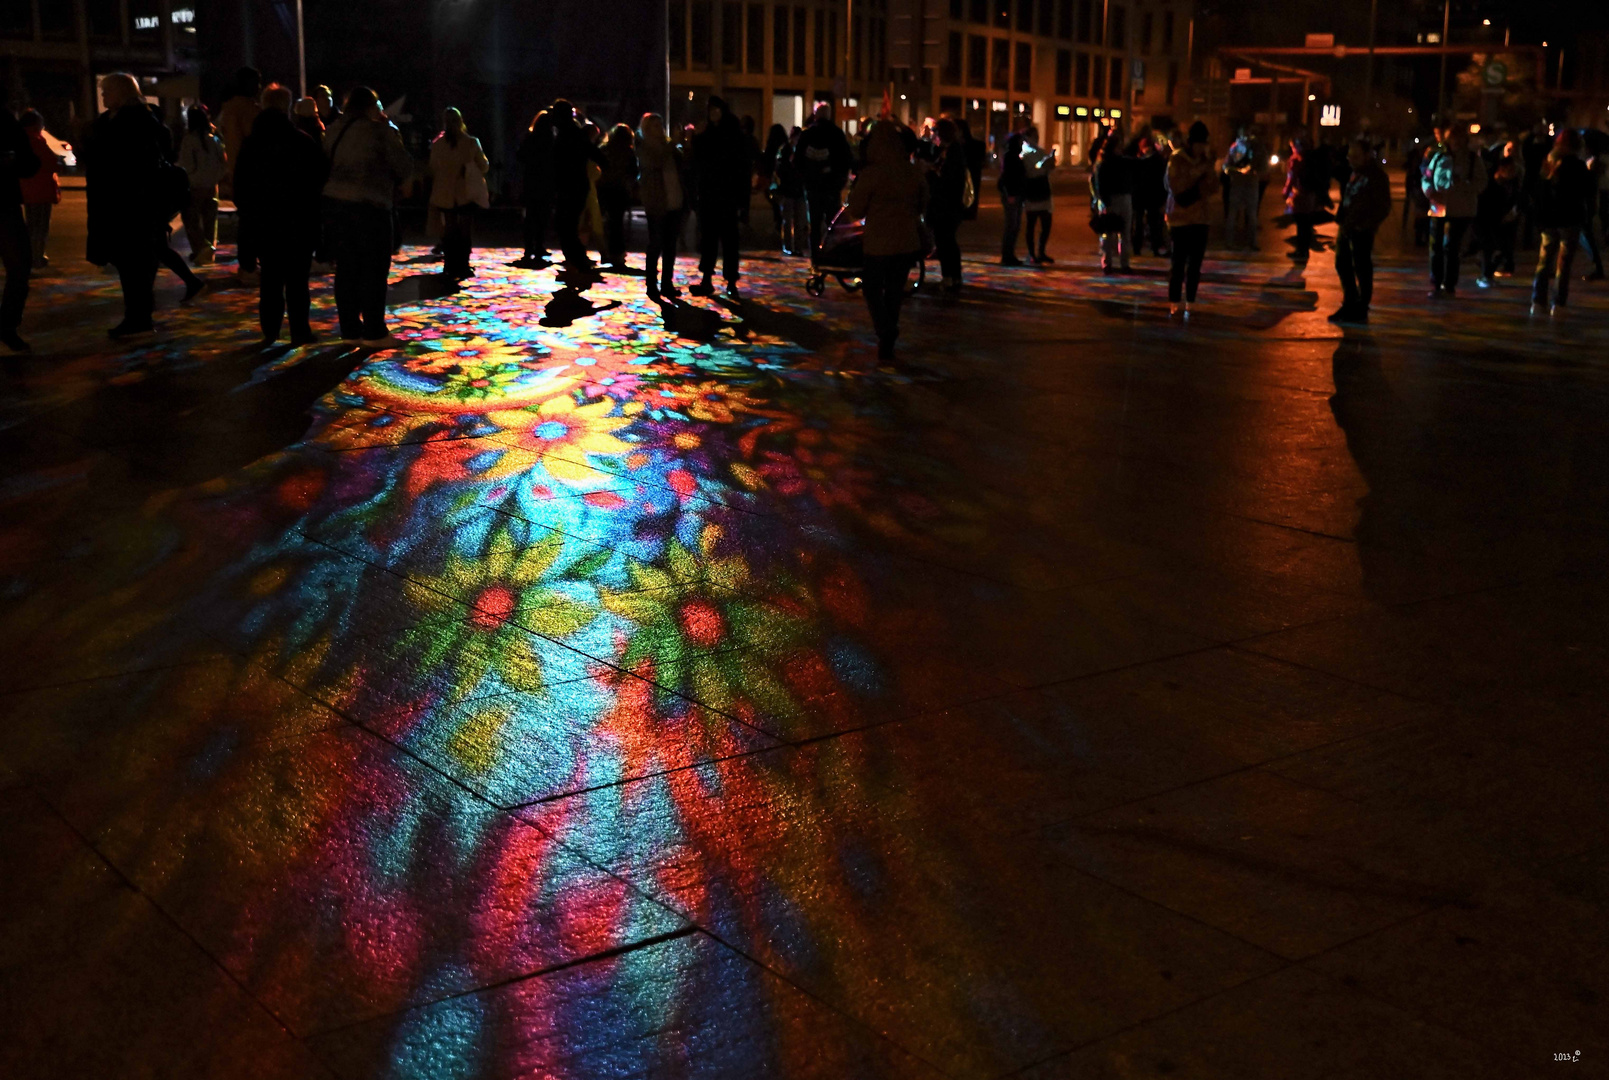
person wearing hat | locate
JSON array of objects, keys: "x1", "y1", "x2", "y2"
[{"x1": 1165, "y1": 121, "x2": 1216, "y2": 318}]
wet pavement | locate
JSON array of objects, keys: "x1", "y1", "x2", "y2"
[{"x1": 2, "y1": 194, "x2": 1607, "y2": 1078}]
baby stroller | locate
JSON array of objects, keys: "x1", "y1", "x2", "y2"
[{"x1": 805, "y1": 206, "x2": 931, "y2": 297}]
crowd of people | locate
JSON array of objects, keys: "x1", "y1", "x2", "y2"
[{"x1": 0, "y1": 67, "x2": 1605, "y2": 364}]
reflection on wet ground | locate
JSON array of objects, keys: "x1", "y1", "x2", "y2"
[{"x1": 2, "y1": 241, "x2": 1608, "y2": 1078}]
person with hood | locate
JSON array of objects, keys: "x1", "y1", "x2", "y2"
[
  {"x1": 690, "y1": 96, "x2": 751, "y2": 297},
  {"x1": 426, "y1": 107, "x2": 490, "y2": 281},
  {"x1": 1422, "y1": 118, "x2": 1486, "y2": 298},
  {"x1": 997, "y1": 127, "x2": 1026, "y2": 265},
  {"x1": 771, "y1": 126, "x2": 807, "y2": 256},
  {"x1": 795, "y1": 101, "x2": 854, "y2": 255},
  {"x1": 636, "y1": 113, "x2": 685, "y2": 300},
  {"x1": 596, "y1": 123, "x2": 639, "y2": 270},
  {"x1": 176, "y1": 104, "x2": 226, "y2": 266},
  {"x1": 86, "y1": 72, "x2": 167, "y2": 339},
  {"x1": 548, "y1": 100, "x2": 608, "y2": 269},
  {"x1": 216, "y1": 66, "x2": 262, "y2": 277},
  {"x1": 1329, "y1": 136, "x2": 1392, "y2": 324},
  {"x1": 516, "y1": 109, "x2": 554, "y2": 266},
  {"x1": 1530, "y1": 128, "x2": 1594, "y2": 317},
  {"x1": 1091, "y1": 142, "x2": 1133, "y2": 273},
  {"x1": 322, "y1": 86, "x2": 414, "y2": 346},
  {"x1": 19, "y1": 110, "x2": 58, "y2": 272},
  {"x1": 845, "y1": 120, "x2": 927, "y2": 364},
  {"x1": 0, "y1": 102, "x2": 38, "y2": 353},
  {"x1": 1165, "y1": 121, "x2": 1215, "y2": 318},
  {"x1": 926, "y1": 117, "x2": 968, "y2": 292},
  {"x1": 1221, "y1": 129, "x2": 1262, "y2": 251},
  {"x1": 234, "y1": 84, "x2": 327, "y2": 345}
]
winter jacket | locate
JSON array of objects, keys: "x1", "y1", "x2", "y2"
[
  {"x1": 1423, "y1": 146, "x2": 1487, "y2": 219},
  {"x1": 84, "y1": 103, "x2": 165, "y2": 264},
  {"x1": 771, "y1": 140, "x2": 803, "y2": 199},
  {"x1": 637, "y1": 137, "x2": 685, "y2": 216},
  {"x1": 1532, "y1": 153, "x2": 1593, "y2": 230},
  {"x1": 1221, "y1": 140, "x2": 1261, "y2": 191},
  {"x1": 1165, "y1": 147, "x2": 1215, "y2": 226},
  {"x1": 322, "y1": 112, "x2": 414, "y2": 209},
  {"x1": 1092, "y1": 152, "x2": 1133, "y2": 201},
  {"x1": 996, "y1": 132, "x2": 1025, "y2": 198},
  {"x1": 845, "y1": 122, "x2": 927, "y2": 257},
  {"x1": 517, "y1": 118, "x2": 555, "y2": 203},
  {"x1": 796, "y1": 118, "x2": 853, "y2": 192},
  {"x1": 597, "y1": 137, "x2": 639, "y2": 201},
  {"x1": 426, "y1": 131, "x2": 490, "y2": 209},
  {"x1": 19, "y1": 129, "x2": 56, "y2": 205},
  {"x1": 234, "y1": 108, "x2": 328, "y2": 246},
  {"x1": 925, "y1": 141, "x2": 968, "y2": 224},
  {"x1": 1336, "y1": 157, "x2": 1391, "y2": 232},
  {"x1": 692, "y1": 104, "x2": 752, "y2": 211},
  {"x1": 549, "y1": 116, "x2": 606, "y2": 202},
  {"x1": 1134, "y1": 148, "x2": 1169, "y2": 209},
  {"x1": 177, "y1": 130, "x2": 227, "y2": 196}
]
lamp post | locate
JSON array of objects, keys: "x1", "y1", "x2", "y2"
[{"x1": 295, "y1": 0, "x2": 306, "y2": 97}]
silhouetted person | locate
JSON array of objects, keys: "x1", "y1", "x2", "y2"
[
  {"x1": 151, "y1": 112, "x2": 206, "y2": 303},
  {"x1": 926, "y1": 118, "x2": 967, "y2": 293},
  {"x1": 1531, "y1": 129, "x2": 1593, "y2": 317},
  {"x1": 516, "y1": 109, "x2": 554, "y2": 266},
  {"x1": 997, "y1": 127, "x2": 1026, "y2": 265},
  {"x1": 548, "y1": 101, "x2": 606, "y2": 269},
  {"x1": 217, "y1": 66, "x2": 262, "y2": 276},
  {"x1": 1021, "y1": 126, "x2": 1055, "y2": 264},
  {"x1": 637, "y1": 113, "x2": 685, "y2": 300},
  {"x1": 596, "y1": 123, "x2": 638, "y2": 270},
  {"x1": 177, "y1": 104, "x2": 226, "y2": 265},
  {"x1": 0, "y1": 102, "x2": 38, "y2": 354},
  {"x1": 795, "y1": 102, "x2": 853, "y2": 256},
  {"x1": 1091, "y1": 143, "x2": 1132, "y2": 273},
  {"x1": 846, "y1": 120, "x2": 927, "y2": 364},
  {"x1": 690, "y1": 96, "x2": 750, "y2": 297},
  {"x1": 86, "y1": 73, "x2": 164, "y2": 339},
  {"x1": 1330, "y1": 136, "x2": 1391, "y2": 325},
  {"x1": 1423, "y1": 117, "x2": 1485, "y2": 299},
  {"x1": 322, "y1": 86, "x2": 413, "y2": 346},
  {"x1": 235, "y1": 84, "x2": 327, "y2": 345},
  {"x1": 19, "y1": 110, "x2": 57, "y2": 273},
  {"x1": 1165, "y1": 122, "x2": 1215, "y2": 318}
]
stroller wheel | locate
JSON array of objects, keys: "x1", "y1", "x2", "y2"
[
  {"x1": 842, "y1": 276, "x2": 862, "y2": 293},
  {"x1": 805, "y1": 274, "x2": 825, "y2": 297}
]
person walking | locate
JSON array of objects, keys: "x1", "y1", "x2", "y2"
[
  {"x1": 1423, "y1": 118, "x2": 1486, "y2": 299},
  {"x1": 1474, "y1": 140, "x2": 1521, "y2": 289},
  {"x1": 0, "y1": 104, "x2": 38, "y2": 353},
  {"x1": 1091, "y1": 143, "x2": 1132, "y2": 274},
  {"x1": 426, "y1": 107, "x2": 490, "y2": 281},
  {"x1": 596, "y1": 123, "x2": 638, "y2": 271},
  {"x1": 19, "y1": 110, "x2": 57, "y2": 271},
  {"x1": 997, "y1": 127, "x2": 1026, "y2": 265},
  {"x1": 216, "y1": 67, "x2": 262, "y2": 278},
  {"x1": 636, "y1": 113, "x2": 685, "y2": 301},
  {"x1": 1530, "y1": 129, "x2": 1594, "y2": 318},
  {"x1": 1580, "y1": 142, "x2": 1607, "y2": 282},
  {"x1": 176, "y1": 104, "x2": 226, "y2": 266},
  {"x1": 796, "y1": 102, "x2": 854, "y2": 257},
  {"x1": 1329, "y1": 136, "x2": 1392, "y2": 324},
  {"x1": 845, "y1": 120, "x2": 927, "y2": 364},
  {"x1": 321, "y1": 86, "x2": 414, "y2": 347},
  {"x1": 1133, "y1": 134, "x2": 1172, "y2": 256},
  {"x1": 1283, "y1": 137, "x2": 1329, "y2": 266},
  {"x1": 1020, "y1": 126, "x2": 1055, "y2": 265},
  {"x1": 234, "y1": 84, "x2": 327, "y2": 345},
  {"x1": 1164, "y1": 121, "x2": 1215, "y2": 318},
  {"x1": 772, "y1": 126, "x2": 807, "y2": 256},
  {"x1": 926, "y1": 118, "x2": 968, "y2": 293},
  {"x1": 85, "y1": 73, "x2": 171, "y2": 340},
  {"x1": 548, "y1": 101, "x2": 607, "y2": 269},
  {"x1": 515, "y1": 109, "x2": 554, "y2": 267},
  {"x1": 690, "y1": 96, "x2": 751, "y2": 298},
  {"x1": 1222, "y1": 129, "x2": 1262, "y2": 251}
]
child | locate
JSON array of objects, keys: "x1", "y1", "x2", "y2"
[{"x1": 177, "y1": 104, "x2": 227, "y2": 264}]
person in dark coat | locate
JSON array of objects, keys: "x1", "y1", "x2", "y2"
[
  {"x1": 846, "y1": 120, "x2": 928, "y2": 363},
  {"x1": 997, "y1": 128, "x2": 1026, "y2": 265},
  {"x1": 234, "y1": 84, "x2": 328, "y2": 345},
  {"x1": 516, "y1": 109, "x2": 554, "y2": 266},
  {"x1": 926, "y1": 118, "x2": 968, "y2": 293},
  {"x1": 0, "y1": 100, "x2": 39, "y2": 353},
  {"x1": 1530, "y1": 129, "x2": 1594, "y2": 316},
  {"x1": 958, "y1": 116, "x2": 985, "y2": 220},
  {"x1": 1133, "y1": 135, "x2": 1172, "y2": 256},
  {"x1": 794, "y1": 101, "x2": 854, "y2": 256},
  {"x1": 689, "y1": 96, "x2": 751, "y2": 297},
  {"x1": 1329, "y1": 137, "x2": 1392, "y2": 324},
  {"x1": 596, "y1": 123, "x2": 638, "y2": 270},
  {"x1": 86, "y1": 73, "x2": 166, "y2": 339},
  {"x1": 548, "y1": 101, "x2": 607, "y2": 269}
]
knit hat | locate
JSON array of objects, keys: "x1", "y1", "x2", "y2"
[{"x1": 1188, "y1": 121, "x2": 1210, "y2": 146}]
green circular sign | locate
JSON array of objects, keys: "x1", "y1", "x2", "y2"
[{"x1": 1483, "y1": 60, "x2": 1508, "y2": 87}]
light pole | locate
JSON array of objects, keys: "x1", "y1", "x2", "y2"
[{"x1": 295, "y1": 0, "x2": 306, "y2": 97}]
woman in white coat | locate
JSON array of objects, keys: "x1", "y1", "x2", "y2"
[{"x1": 427, "y1": 107, "x2": 490, "y2": 279}]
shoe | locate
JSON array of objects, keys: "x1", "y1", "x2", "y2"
[
  {"x1": 645, "y1": 285, "x2": 660, "y2": 301},
  {"x1": 1475, "y1": 276, "x2": 1493, "y2": 289},
  {"x1": 182, "y1": 279, "x2": 207, "y2": 304},
  {"x1": 689, "y1": 279, "x2": 715, "y2": 297},
  {"x1": 1168, "y1": 303, "x2": 1182, "y2": 318},
  {"x1": 1348, "y1": 308, "x2": 1370, "y2": 324},
  {"x1": 1551, "y1": 303, "x2": 1565, "y2": 318},
  {"x1": 361, "y1": 334, "x2": 405, "y2": 350},
  {"x1": 1327, "y1": 307, "x2": 1352, "y2": 323},
  {"x1": 289, "y1": 332, "x2": 319, "y2": 347},
  {"x1": 662, "y1": 284, "x2": 681, "y2": 299},
  {"x1": 1584, "y1": 270, "x2": 1605, "y2": 282},
  {"x1": 1427, "y1": 288, "x2": 1444, "y2": 299},
  {"x1": 1039, "y1": 254, "x2": 1056, "y2": 264},
  {"x1": 1529, "y1": 303, "x2": 1543, "y2": 317},
  {"x1": 108, "y1": 322, "x2": 154, "y2": 340},
  {"x1": 1182, "y1": 302, "x2": 1192, "y2": 320},
  {"x1": 1000, "y1": 255, "x2": 1023, "y2": 266},
  {"x1": 724, "y1": 281, "x2": 741, "y2": 299},
  {"x1": 0, "y1": 330, "x2": 29, "y2": 354}
]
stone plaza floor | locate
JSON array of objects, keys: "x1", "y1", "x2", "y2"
[{"x1": 2, "y1": 198, "x2": 1607, "y2": 1077}]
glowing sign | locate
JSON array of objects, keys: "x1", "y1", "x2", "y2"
[
  {"x1": 134, "y1": 15, "x2": 159, "y2": 29},
  {"x1": 172, "y1": 7, "x2": 195, "y2": 22},
  {"x1": 1055, "y1": 104, "x2": 1071, "y2": 118},
  {"x1": 1319, "y1": 103, "x2": 1341, "y2": 127}
]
